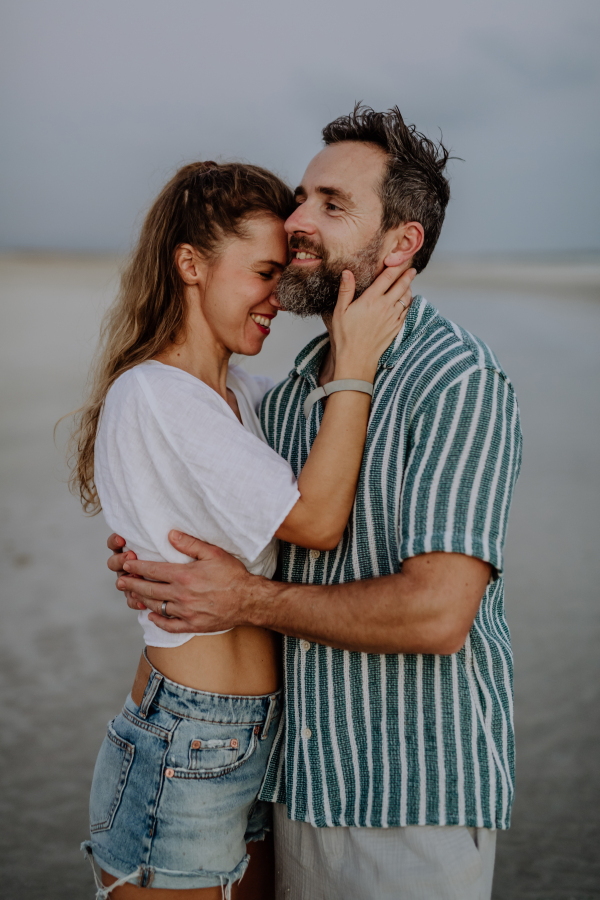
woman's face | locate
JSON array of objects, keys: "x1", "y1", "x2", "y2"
[{"x1": 201, "y1": 215, "x2": 289, "y2": 357}]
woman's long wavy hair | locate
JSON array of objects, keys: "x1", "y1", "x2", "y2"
[{"x1": 67, "y1": 161, "x2": 294, "y2": 514}]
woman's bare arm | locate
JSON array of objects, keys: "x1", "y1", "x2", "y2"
[{"x1": 275, "y1": 266, "x2": 414, "y2": 550}]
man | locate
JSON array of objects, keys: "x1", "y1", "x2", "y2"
[{"x1": 111, "y1": 106, "x2": 522, "y2": 899}]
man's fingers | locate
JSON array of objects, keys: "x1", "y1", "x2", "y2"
[
  {"x1": 122, "y1": 557, "x2": 180, "y2": 582},
  {"x1": 168, "y1": 530, "x2": 220, "y2": 561},
  {"x1": 108, "y1": 549, "x2": 137, "y2": 574},
  {"x1": 126, "y1": 591, "x2": 147, "y2": 611},
  {"x1": 147, "y1": 612, "x2": 192, "y2": 633},
  {"x1": 117, "y1": 574, "x2": 173, "y2": 602},
  {"x1": 107, "y1": 533, "x2": 126, "y2": 552}
]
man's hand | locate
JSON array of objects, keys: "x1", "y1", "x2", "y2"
[
  {"x1": 107, "y1": 532, "x2": 144, "y2": 610},
  {"x1": 115, "y1": 530, "x2": 256, "y2": 633},
  {"x1": 112, "y1": 527, "x2": 490, "y2": 654}
]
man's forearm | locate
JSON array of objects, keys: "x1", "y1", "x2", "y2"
[
  {"x1": 244, "y1": 553, "x2": 490, "y2": 655},
  {"x1": 116, "y1": 534, "x2": 491, "y2": 654}
]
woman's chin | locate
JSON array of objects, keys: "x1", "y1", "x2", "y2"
[{"x1": 235, "y1": 337, "x2": 269, "y2": 357}]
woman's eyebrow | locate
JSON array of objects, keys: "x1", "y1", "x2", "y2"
[{"x1": 256, "y1": 259, "x2": 285, "y2": 270}]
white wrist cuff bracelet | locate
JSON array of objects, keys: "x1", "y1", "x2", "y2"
[{"x1": 303, "y1": 379, "x2": 374, "y2": 419}]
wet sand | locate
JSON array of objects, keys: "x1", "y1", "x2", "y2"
[{"x1": 1, "y1": 254, "x2": 599, "y2": 899}]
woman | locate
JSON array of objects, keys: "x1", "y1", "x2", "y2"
[{"x1": 69, "y1": 161, "x2": 414, "y2": 899}]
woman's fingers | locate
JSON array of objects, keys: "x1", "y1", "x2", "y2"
[
  {"x1": 382, "y1": 267, "x2": 416, "y2": 300},
  {"x1": 334, "y1": 270, "x2": 356, "y2": 313}
]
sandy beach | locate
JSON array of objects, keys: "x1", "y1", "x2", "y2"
[{"x1": 1, "y1": 253, "x2": 599, "y2": 899}]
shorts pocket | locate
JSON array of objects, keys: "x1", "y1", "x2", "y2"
[
  {"x1": 171, "y1": 724, "x2": 259, "y2": 780},
  {"x1": 90, "y1": 719, "x2": 135, "y2": 833}
]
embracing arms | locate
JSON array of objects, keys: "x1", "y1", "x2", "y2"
[
  {"x1": 270, "y1": 265, "x2": 414, "y2": 550},
  {"x1": 110, "y1": 531, "x2": 491, "y2": 655}
]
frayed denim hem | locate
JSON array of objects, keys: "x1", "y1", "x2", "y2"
[{"x1": 82, "y1": 841, "x2": 249, "y2": 899}]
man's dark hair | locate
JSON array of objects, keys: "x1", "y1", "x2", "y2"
[{"x1": 322, "y1": 105, "x2": 451, "y2": 272}]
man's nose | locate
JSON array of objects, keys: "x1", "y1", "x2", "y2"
[{"x1": 285, "y1": 203, "x2": 316, "y2": 236}]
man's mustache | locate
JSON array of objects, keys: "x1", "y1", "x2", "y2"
[{"x1": 288, "y1": 236, "x2": 327, "y2": 260}]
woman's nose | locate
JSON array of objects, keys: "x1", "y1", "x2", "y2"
[{"x1": 269, "y1": 292, "x2": 283, "y2": 310}]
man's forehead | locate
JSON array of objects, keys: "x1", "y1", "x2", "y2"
[{"x1": 298, "y1": 142, "x2": 387, "y2": 199}]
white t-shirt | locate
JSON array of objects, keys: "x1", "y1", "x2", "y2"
[{"x1": 94, "y1": 360, "x2": 301, "y2": 647}]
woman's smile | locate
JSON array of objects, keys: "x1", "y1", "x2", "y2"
[{"x1": 250, "y1": 312, "x2": 276, "y2": 335}]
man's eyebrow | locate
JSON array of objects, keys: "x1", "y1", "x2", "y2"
[{"x1": 294, "y1": 184, "x2": 355, "y2": 207}]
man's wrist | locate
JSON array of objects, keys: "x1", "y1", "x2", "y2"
[{"x1": 241, "y1": 573, "x2": 286, "y2": 629}]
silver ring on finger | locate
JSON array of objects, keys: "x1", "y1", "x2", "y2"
[
  {"x1": 161, "y1": 600, "x2": 171, "y2": 618},
  {"x1": 398, "y1": 298, "x2": 407, "y2": 311}
]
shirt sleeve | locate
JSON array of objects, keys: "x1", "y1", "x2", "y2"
[
  {"x1": 135, "y1": 366, "x2": 300, "y2": 563},
  {"x1": 399, "y1": 367, "x2": 522, "y2": 576}
]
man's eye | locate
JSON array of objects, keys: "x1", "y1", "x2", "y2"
[{"x1": 326, "y1": 202, "x2": 341, "y2": 212}]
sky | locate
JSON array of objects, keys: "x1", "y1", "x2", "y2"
[{"x1": 0, "y1": 0, "x2": 598, "y2": 255}]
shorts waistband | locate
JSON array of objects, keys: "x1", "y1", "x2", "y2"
[{"x1": 129, "y1": 650, "x2": 282, "y2": 731}]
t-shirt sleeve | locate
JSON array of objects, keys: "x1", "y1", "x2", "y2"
[
  {"x1": 135, "y1": 367, "x2": 300, "y2": 563},
  {"x1": 399, "y1": 367, "x2": 522, "y2": 576}
]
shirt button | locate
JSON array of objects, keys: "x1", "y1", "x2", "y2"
[
  {"x1": 309, "y1": 549, "x2": 320, "y2": 560},
  {"x1": 302, "y1": 727, "x2": 312, "y2": 739},
  {"x1": 300, "y1": 640, "x2": 311, "y2": 652}
]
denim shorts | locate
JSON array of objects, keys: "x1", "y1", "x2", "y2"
[{"x1": 82, "y1": 654, "x2": 281, "y2": 895}]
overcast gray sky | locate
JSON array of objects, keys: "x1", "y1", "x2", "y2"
[{"x1": 1, "y1": 0, "x2": 598, "y2": 255}]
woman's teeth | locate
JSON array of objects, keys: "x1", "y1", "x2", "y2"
[
  {"x1": 295, "y1": 251, "x2": 318, "y2": 260},
  {"x1": 250, "y1": 314, "x2": 271, "y2": 328}
]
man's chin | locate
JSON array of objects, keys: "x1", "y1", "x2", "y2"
[{"x1": 276, "y1": 267, "x2": 340, "y2": 319}]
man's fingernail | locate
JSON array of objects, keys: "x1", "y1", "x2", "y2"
[
  {"x1": 117, "y1": 578, "x2": 124, "y2": 588},
  {"x1": 171, "y1": 530, "x2": 182, "y2": 540},
  {"x1": 123, "y1": 562, "x2": 130, "y2": 571}
]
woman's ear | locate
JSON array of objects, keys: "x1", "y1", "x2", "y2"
[
  {"x1": 174, "y1": 243, "x2": 206, "y2": 286},
  {"x1": 382, "y1": 222, "x2": 424, "y2": 269}
]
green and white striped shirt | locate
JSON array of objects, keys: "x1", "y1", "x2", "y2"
[{"x1": 258, "y1": 295, "x2": 522, "y2": 830}]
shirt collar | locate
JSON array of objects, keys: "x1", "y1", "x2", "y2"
[{"x1": 293, "y1": 295, "x2": 437, "y2": 381}]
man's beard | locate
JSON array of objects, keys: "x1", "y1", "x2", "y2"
[{"x1": 276, "y1": 233, "x2": 384, "y2": 319}]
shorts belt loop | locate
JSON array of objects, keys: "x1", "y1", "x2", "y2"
[
  {"x1": 138, "y1": 672, "x2": 163, "y2": 719},
  {"x1": 261, "y1": 695, "x2": 277, "y2": 741}
]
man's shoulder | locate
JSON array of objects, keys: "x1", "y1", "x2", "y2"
[{"x1": 392, "y1": 299, "x2": 512, "y2": 397}]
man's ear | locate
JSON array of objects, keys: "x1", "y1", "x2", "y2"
[
  {"x1": 174, "y1": 243, "x2": 207, "y2": 286},
  {"x1": 382, "y1": 222, "x2": 424, "y2": 269}
]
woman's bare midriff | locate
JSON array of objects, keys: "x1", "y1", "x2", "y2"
[{"x1": 144, "y1": 625, "x2": 280, "y2": 696}]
